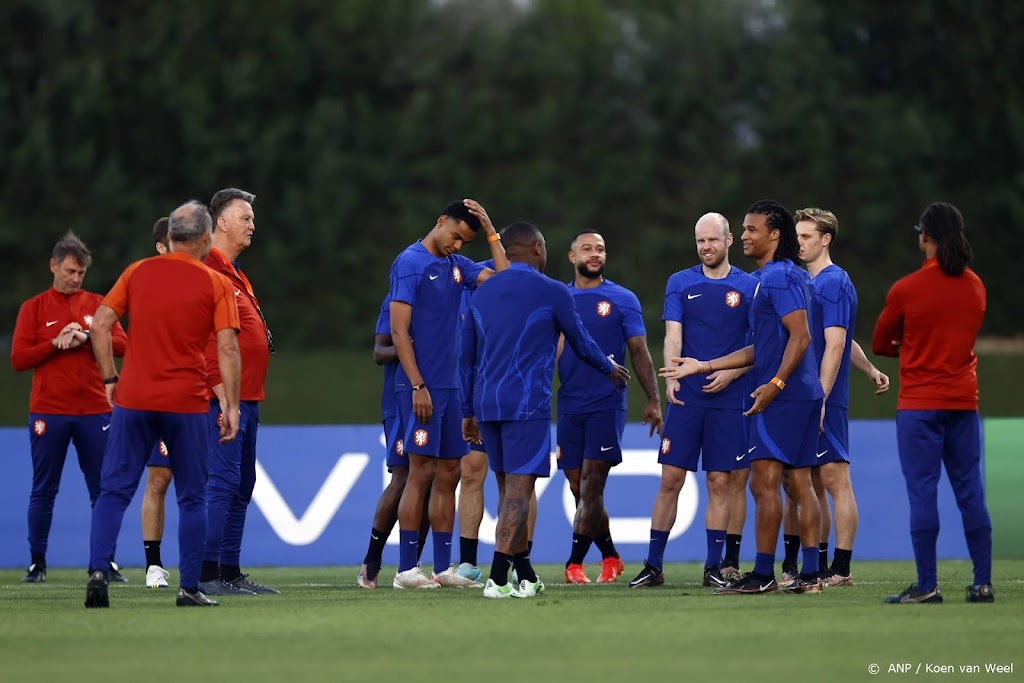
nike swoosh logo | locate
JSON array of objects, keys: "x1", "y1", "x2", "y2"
[
  {"x1": 445, "y1": 542, "x2": 452, "y2": 546},
  {"x1": 371, "y1": 535, "x2": 379, "y2": 541},
  {"x1": 759, "y1": 583, "x2": 774, "y2": 592},
  {"x1": 736, "y1": 454, "x2": 745, "y2": 461},
  {"x1": 234, "y1": 289, "x2": 241, "y2": 296},
  {"x1": 600, "y1": 446, "x2": 614, "y2": 452},
  {"x1": 102, "y1": 425, "x2": 110, "y2": 432},
  {"x1": 687, "y1": 294, "x2": 702, "y2": 300},
  {"x1": 429, "y1": 275, "x2": 439, "y2": 280},
  {"x1": 817, "y1": 450, "x2": 828, "y2": 458},
  {"x1": 748, "y1": 446, "x2": 757, "y2": 453},
  {"x1": 46, "y1": 321, "x2": 58, "y2": 327}
]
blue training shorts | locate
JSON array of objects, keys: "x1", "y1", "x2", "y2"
[
  {"x1": 397, "y1": 388, "x2": 469, "y2": 459},
  {"x1": 556, "y1": 410, "x2": 626, "y2": 471},
  {"x1": 816, "y1": 405, "x2": 849, "y2": 465},
  {"x1": 479, "y1": 419, "x2": 552, "y2": 477},
  {"x1": 659, "y1": 404, "x2": 748, "y2": 472},
  {"x1": 748, "y1": 398, "x2": 822, "y2": 469}
]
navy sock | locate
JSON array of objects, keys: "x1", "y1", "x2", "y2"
[
  {"x1": 724, "y1": 534, "x2": 741, "y2": 567},
  {"x1": 705, "y1": 529, "x2": 726, "y2": 569},
  {"x1": 200, "y1": 560, "x2": 219, "y2": 583},
  {"x1": 489, "y1": 552, "x2": 513, "y2": 586},
  {"x1": 460, "y1": 537, "x2": 479, "y2": 566},
  {"x1": 818, "y1": 542, "x2": 828, "y2": 574},
  {"x1": 399, "y1": 530, "x2": 419, "y2": 572},
  {"x1": 528, "y1": 540, "x2": 533, "y2": 554},
  {"x1": 432, "y1": 531, "x2": 453, "y2": 575},
  {"x1": 800, "y1": 547, "x2": 818, "y2": 578},
  {"x1": 646, "y1": 529, "x2": 670, "y2": 572},
  {"x1": 220, "y1": 564, "x2": 241, "y2": 581},
  {"x1": 31, "y1": 552, "x2": 46, "y2": 568},
  {"x1": 567, "y1": 533, "x2": 593, "y2": 566},
  {"x1": 513, "y1": 549, "x2": 537, "y2": 583},
  {"x1": 144, "y1": 540, "x2": 162, "y2": 568},
  {"x1": 753, "y1": 552, "x2": 775, "y2": 577},
  {"x1": 594, "y1": 532, "x2": 618, "y2": 559},
  {"x1": 782, "y1": 534, "x2": 800, "y2": 568},
  {"x1": 965, "y1": 526, "x2": 992, "y2": 586},
  {"x1": 364, "y1": 527, "x2": 388, "y2": 565},
  {"x1": 911, "y1": 529, "x2": 939, "y2": 591},
  {"x1": 832, "y1": 548, "x2": 852, "y2": 576}
]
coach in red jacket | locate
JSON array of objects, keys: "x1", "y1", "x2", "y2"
[
  {"x1": 872, "y1": 202, "x2": 993, "y2": 605},
  {"x1": 11, "y1": 232, "x2": 127, "y2": 583}
]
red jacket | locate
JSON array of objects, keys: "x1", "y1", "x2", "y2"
[
  {"x1": 203, "y1": 248, "x2": 270, "y2": 402},
  {"x1": 872, "y1": 258, "x2": 985, "y2": 411},
  {"x1": 11, "y1": 287, "x2": 128, "y2": 415}
]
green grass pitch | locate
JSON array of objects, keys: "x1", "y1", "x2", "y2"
[{"x1": 1, "y1": 561, "x2": 1020, "y2": 682}]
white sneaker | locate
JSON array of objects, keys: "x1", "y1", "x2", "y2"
[
  {"x1": 393, "y1": 567, "x2": 440, "y2": 589},
  {"x1": 517, "y1": 576, "x2": 546, "y2": 597},
  {"x1": 483, "y1": 578, "x2": 521, "y2": 599},
  {"x1": 433, "y1": 565, "x2": 484, "y2": 588},
  {"x1": 146, "y1": 565, "x2": 170, "y2": 589}
]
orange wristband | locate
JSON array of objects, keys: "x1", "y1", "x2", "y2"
[
  {"x1": 770, "y1": 376, "x2": 785, "y2": 390},
  {"x1": 487, "y1": 233, "x2": 501, "y2": 243}
]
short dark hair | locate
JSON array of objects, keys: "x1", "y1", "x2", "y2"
[
  {"x1": 747, "y1": 199, "x2": 798, "y2": 262},
  {"x1": 570, "y1": 229, "x2": 603, "y2": 249},
  {"x1": 500, "y1": 221, "x2": 543, "y2": 246},
  {"x1": 210, "y1": 188, "x2": 256, "y2": 222},
  {"x1": 153, "y1": 217, "x2": 169, "y2": 246},
  {"x1": 920, "y1": 202, "x2": 972, "y2": 276},
  {"x1": 168, "y1": 200, "x2": 213, "y2": 243},
  {"x1": 440, "y1": 200, "x2": 482, "y2": 232},
  {"x1": 52, "y1": 230, "x2": 92, "y2": 268}
]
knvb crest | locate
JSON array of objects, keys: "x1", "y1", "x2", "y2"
[
  {"x1": 453, "y1": 267, "x2": 463, "y2": 284},
  {"x1": 32, "y1": 420, "x2": 47, "y2": 436},
  {"x1": 660, "y1": 438, "x2": 671, "y2": 455},
  {"x1": 597, "y1": 301, "x2": 612, "y2": 317},
  {"x1": 413, "y1": 430, "x2": 429, "y2": 448},
  {"x1": 725, "y1": 291, "x2": 742, "y2": 308}
]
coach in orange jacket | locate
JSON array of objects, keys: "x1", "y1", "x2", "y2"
[
  {"x1": 11, "y1": 232, "x2": 127, "y2": 583},
  {"x1": 872, "y1": 202, "x2": 993, "y2": 605}
]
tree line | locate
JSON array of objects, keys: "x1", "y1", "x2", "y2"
[{"x1": 2, "y1": 0, "x2": 1020, "y2": 352}]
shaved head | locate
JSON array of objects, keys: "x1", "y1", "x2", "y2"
[{"x1": 694, "y1": 212, "x2": 729, "y2": 238}]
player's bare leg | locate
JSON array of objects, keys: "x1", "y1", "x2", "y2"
[
  {"x1": 566, "y1": 460, "x2": 614, "y2": 583},
  {"x1": 781, "y1": 468, "x2": 823, "y2": 593},
  {"x1": 393, "y1": 455, "x2": 438, "y2": 588},
  {"x1": 702, "y1": 471, "x2": 730, "y2": 587},
  {"x1": 456, "y1": 449, "x2": 487, "y2": 581},
  {"x1": 142, "y1": 466, "x2": 172, "y2": 588},
  {"x1": 358, "y1": 466, "x2": 408, "y2": 588},
  {"x1": 812, "y1": 466, "x2": 833, "y2": 580},
  {"x1": 721, "y1": 467, "x2": 749, "y2": 581},
  {"x1": 781, "y1": 491, "x2": 801, "y2": 583},
  {"x1": 485, "y1": 473, "x2": 542, "y2": 597},
  {"x1": 819, "y1": 461, "x2": 858, "y2": 585},
  {"x1": 628, "y1": 464, "x2": 686, "y2": 588}
]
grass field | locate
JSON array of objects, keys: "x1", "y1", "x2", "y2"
[
  {"x1": 2, "y1": 348, "x2": 1023, "y2": 425},
  {"x1": 1, "y1": 561, "x2": 1020, "y2": 682}
]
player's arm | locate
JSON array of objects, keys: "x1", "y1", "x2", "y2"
[
  {"x1": 109, "y1": 319, "x2": 128, "y2": 357},
  {"x1": 464, "y1": 199, "x2": 509, "y2": 284},
  {"x1": 660, "y1": 345, "x2": 754, "y2": 381},
  {"x1": 215, "y1": 328, "x2": 241, "y2": 443},
  {"x1": 627, "y1": 334, "x2": 663, "y2": 436},
  {"x1": 373, "y1": 333, "x2": 396, "y2": 365},
  {"x1": 871, "y1": 284, "x2": 904, "y2": 357},
  {"x1": 819, "y1": 326, "x2": 847, "y2": 403},
  {"x1": 745, "y1": 309, "x2": 811, "y2": 416},
  {"x1": 851, "y1": 340, "x2": 890, "y2": 394},
  {"x1": 459, "y1": 309, "x2": 478, "y2": 420},
  {"x1": 89, "y1": 304, "x2": 121, "y2": 406},
  {"x1": 10, "y1": 300, "x2": 59, "y2": 371},
  {"x1": 556, "y1": 334, "x2": 564, "y2": 363},
  {"x1": 663, "y1": 321, "x2": 683, "y2": 404},
  {"x1": 390, "y1": 299, "x2": 432, "y2": 422},
  {"x1": 553, "y1": 288, "x2": 629, "y2": 385}
]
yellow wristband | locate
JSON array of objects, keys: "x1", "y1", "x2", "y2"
[
  {"x1": 487, "y1": 233, "x2": 501, "y2": 243},
  {"x1": 770, "y1": 376, "x2": 785, "y2": 390}
]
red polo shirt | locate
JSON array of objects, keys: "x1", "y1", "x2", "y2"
[
  {"x1": 102, "y1": 252, "x2": 240, "y2": 413},
  {"x1": 202, "y1": 247, "x2": 270, "y2": 402},
  {"x1": 11, "y1": 288, "x2": 128, "y2": 415},
  {"x1": 872, "y1": 258, "x2": 986, "y2": 411}
]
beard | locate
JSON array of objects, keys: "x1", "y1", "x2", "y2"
[
  {"x1": 701, "y1": 251, "x2": 726, "y2": 269},
  {"x1": 576, "y1": 261, "x2": 604, "y2": 279}
]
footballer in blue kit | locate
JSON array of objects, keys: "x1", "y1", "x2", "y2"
[
  {"x1": 356, "y1": 294, "x2": 431, "y2": 589},
  {"x1": 630, "y1": 213, "x2": 758, "y2": 590},
  {"x1": 791, "y1": 208, "x2": 890, "y2": 587},
  {"x1": 388, "y1": 199, "x2": 509, "y2": 589},
  {"x1": 460, "y1": 222, "x2": 630, "y2": 598},
  {"x1": 557, "y1": 230, "x2": 662, "y2": 585},
  {"x1": 661, "y1": 200, "x2": 825, "y2": 594}
]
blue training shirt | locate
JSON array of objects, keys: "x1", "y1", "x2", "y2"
[
  {"x1": 374, "y1": 295, "x2": 398, "y2": 421},
  {"x1": 389, "y1": 241, "x2": 485, "y2": 391},
  {"x1": 461, "y1": 262, "x2": 615, "y2": 422},
  {"x1": 663, "y1": 265, "x2": 759, "y2": 409},
  {"x1": 557, "y1": 279, "x2": 645, "y2": 415},
  {"x1": 809, "y1": 264, "x2": 857, "y2": 409},
  {"x1": 749, "y1": 259, "x2": 824, "y2": 401}
]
